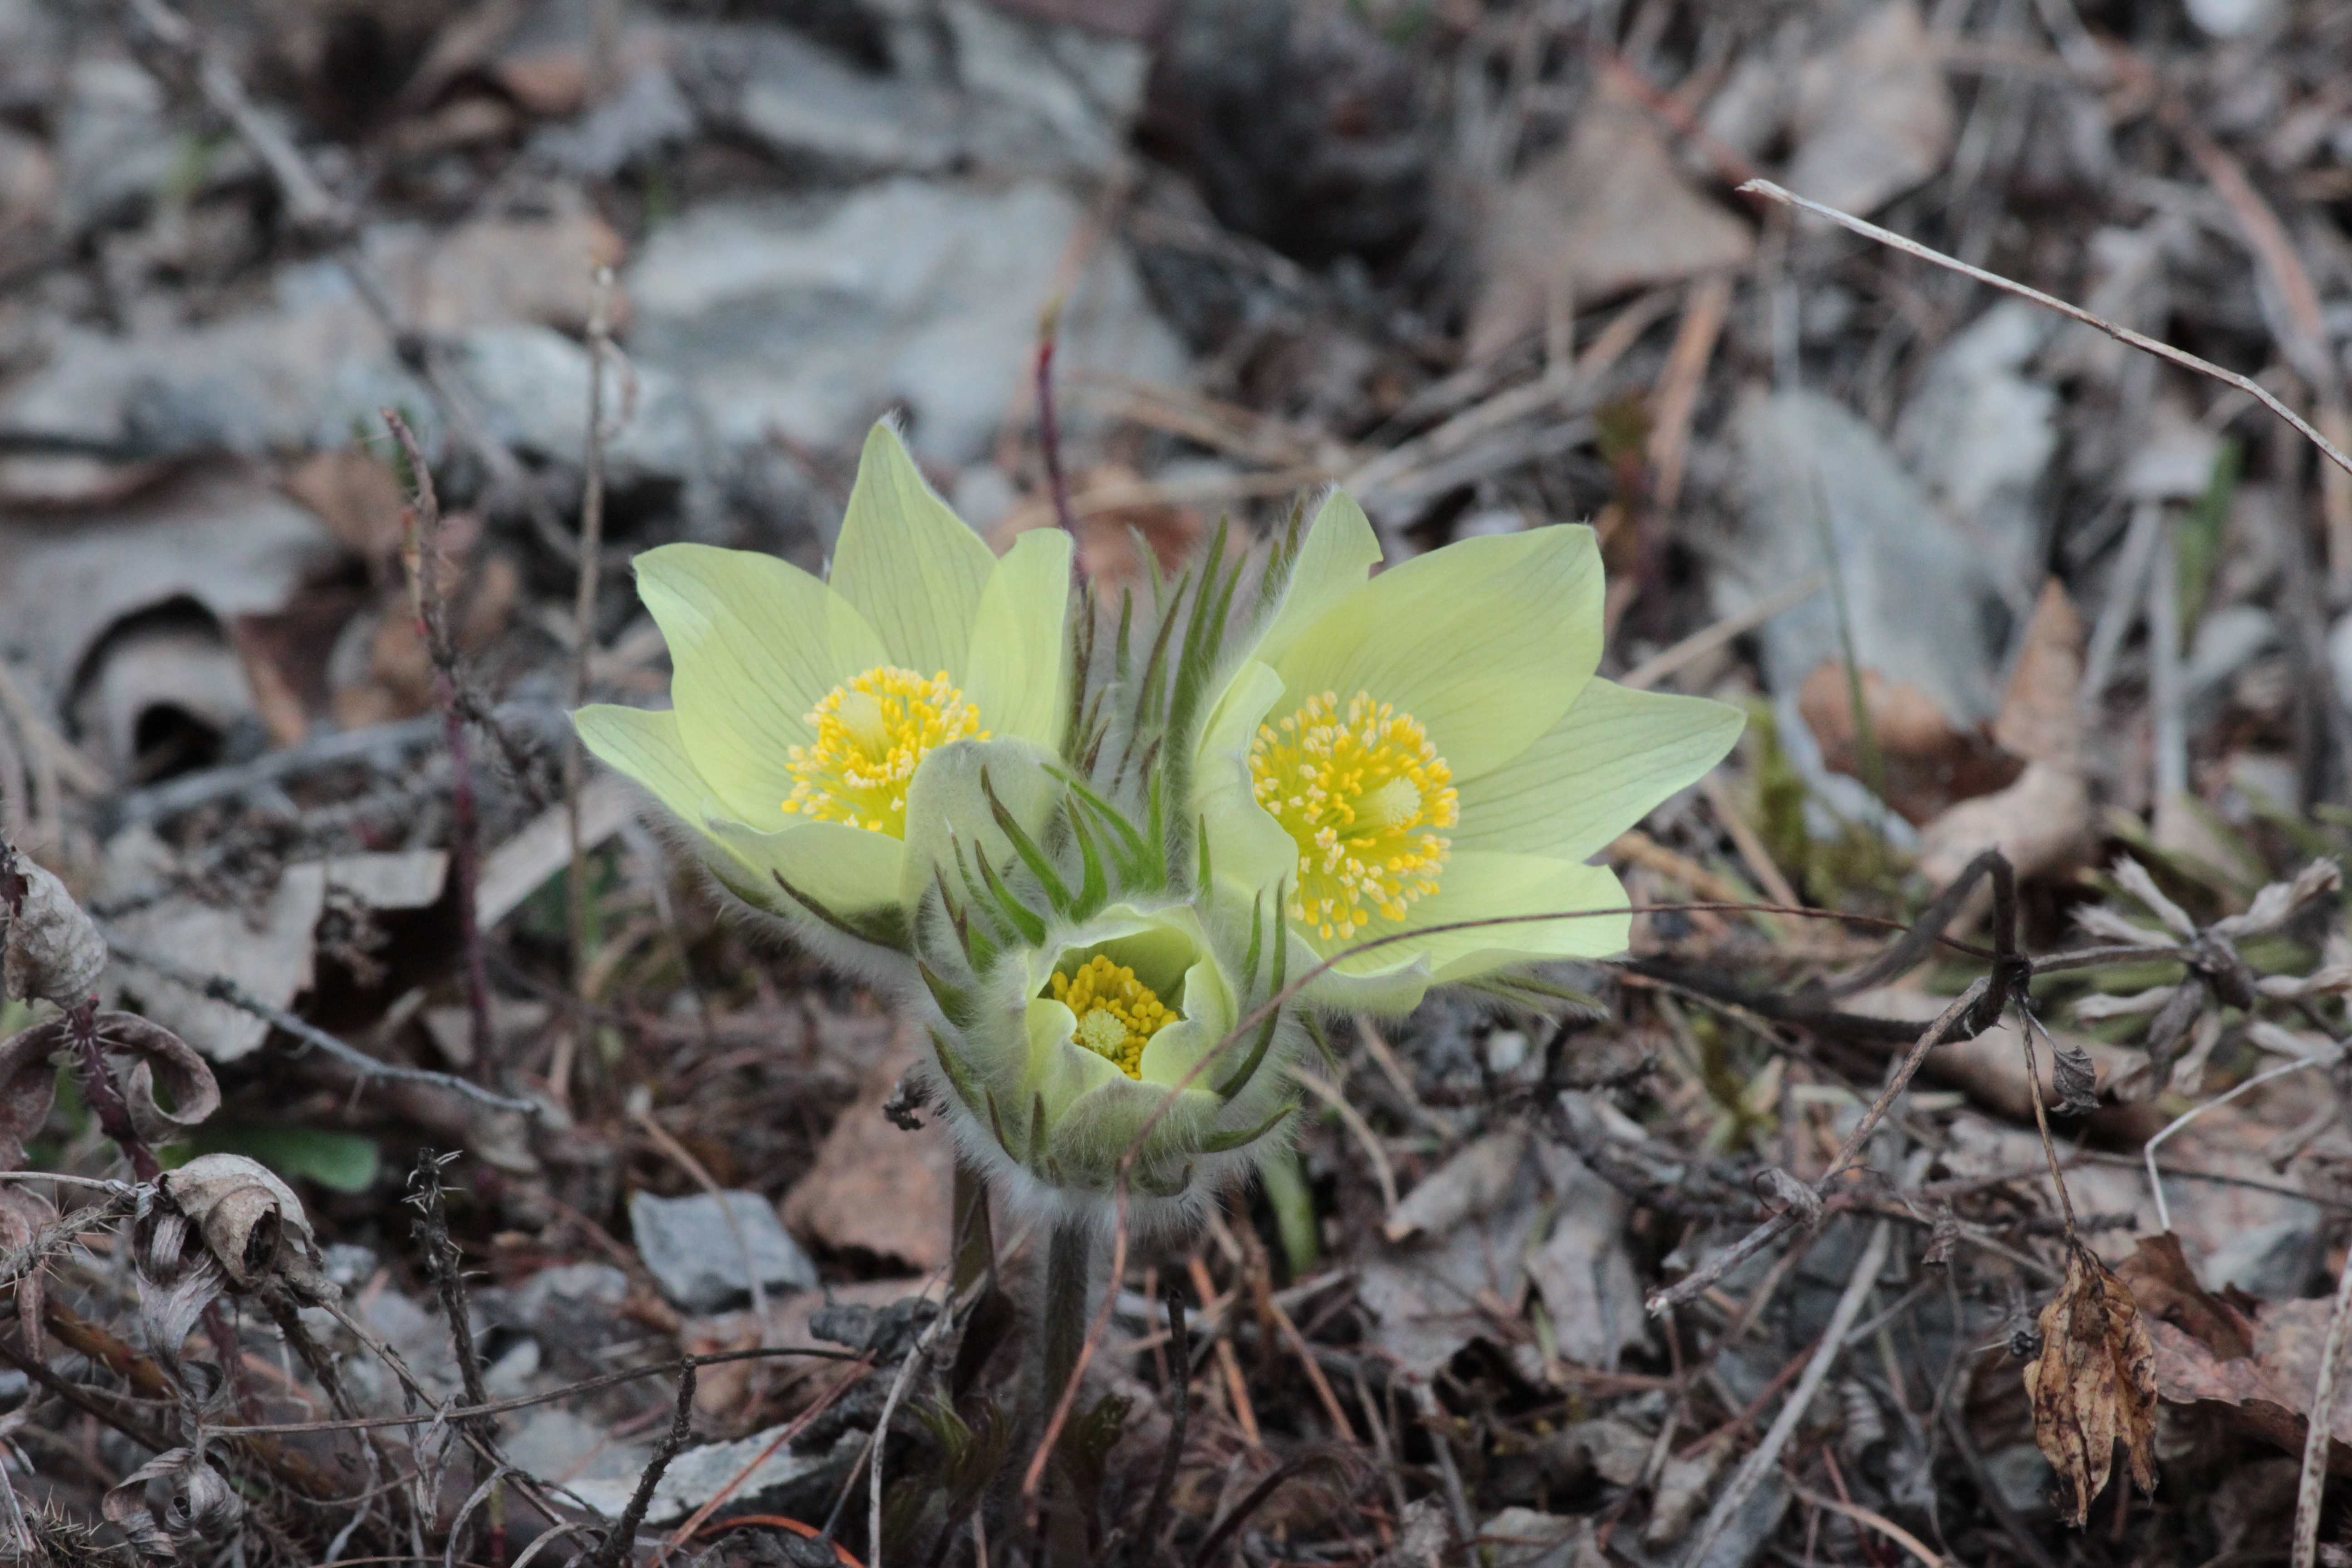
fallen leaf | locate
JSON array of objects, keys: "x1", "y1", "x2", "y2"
[
  {"x1": 1788, "y1": 0, "x2": 1955, "y2": 217},
  {"x1": 1994, "y1": 579, "x2": 2088, "y2": 769},
  {"x1": 1796, "y1": 662, "x2": 2019, "y2": 825},
  {"x1": 779, "y1": 1020, "x2": 956, "y2": 1273},
  {"x1": 2025, "y1": 1244, "x2": 2159, "y2": 1526},
  {"x1": 1467, "y1": 74, "x2": 1752, "y2": 361},
  {"x1": 2117, "y1": 1231, "x2": 2254, "y2": 1360}
]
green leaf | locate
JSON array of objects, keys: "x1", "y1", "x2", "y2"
[
  {"x1": 976, "y1": 845, "x2": 1049, "y2": 946},
  {"x1": 1069, "y1": 810, "x2": 1108, "y2": 922},
  {"x1": 193, "y1": 1124, "x2": 379, "y2": 1194},
  {"x1": 980, "y1": 767, "x2": 1074, "y2": 915},
  {"x1": 1200, "y1": 1102, "x2": 1296, "y2": 1155},
  {"x1": 768, "y1": 867, "x2": 910, "y2": 951}
]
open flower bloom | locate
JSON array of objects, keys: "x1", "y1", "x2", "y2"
[
  {"x1": 1194, "y1": 491, "x2": 1744, "y2": 1012},
  {"x1": 927, "y1": 902, "x2": 1296, "y2": 1213},
  {"x1": 575, "y1": 425, "x2": 1072, "y2": 939}
]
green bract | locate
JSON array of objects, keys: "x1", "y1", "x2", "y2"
[
  {"x1": 924, "y1": 900, "x2": 1298, "y2": 1220},
  {"x1": 1193, "y1": 490, "x2": 1745, "y2": 1013},
  {"x1": 573, "y1": 425, "x2": 1071, "y2": 944}
]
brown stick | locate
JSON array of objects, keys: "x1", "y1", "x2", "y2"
[
  {"x1": 382, "y1": 409, "x2": 496, "y2": 1077},
  {"x1": 560, "y1": 265, "x2": 617, "y2": 1114},
  {"x1": 1735, "y1": 178, "x2": 2352, "y2": 484}
]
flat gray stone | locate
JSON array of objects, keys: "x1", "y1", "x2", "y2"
[{"x1": 629, "y1": 1190, "x2": 818, "y2": 1313}]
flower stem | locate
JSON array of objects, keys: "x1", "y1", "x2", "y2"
[
  {"x1": 951, "y1": 1157, "x2": 995, "y2": 1296},
  {"x1": 1037, "y1": 1214, "x2": 1095, "y2": 1423}
]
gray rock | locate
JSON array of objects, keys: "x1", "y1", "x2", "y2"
[
  {"x1": 1480, "y1": 1509, "x2": 1595, "y2": 1568},
  {"x1": 503, "y1": 1407, "x2": 652, "y2": 1493},
  {"x1": 567, "y1": 1417, "x2": 825, "y2": 1524},
  {"x1": 941, "y1": 0, "x2": 1149, "y2": 174},
  {"x1": 627, "y1": 179, "x2": 1188, "y2": 467},
  {"x1": 629, "y1": 1190, "x2": 818, "y2": 1313},
  {"x1": 533, "y1": 64, "x2": 697, "y2": 179},
  {"x1": 1896, "y1": 300, "x2": 2058, "y2": 609},
  {"x1": 1718, "y1": 386, "x2": 2010, "y2": 729},
  {"x1": 682, "y1": 23, "x2": 961, "y2": 176},
  {"x1": 449, "y1": 323, "x2": 707, "y2": 485},
  {"x1": 2205, "y1": 1212, "x2": 2322, "y2": 1301},
  {"x1": 53, "y1": 53, "x2": 175, "y2": 235}
]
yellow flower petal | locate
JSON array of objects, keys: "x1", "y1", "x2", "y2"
[
  {"x1": 1452, "y1": 680, "x2": 1744, "y2": 862},
  {"x1": 573, "y1": 704, "x2": 725, "y2": 835},
  {"x1": 828, "y1": 423, "x2": 998, "y2": 679},
  {"x1": 635, "y1": 542, "x2": 887, "y2": 828},
  {"x1": 703, "y1": 816, "x2": 906, "y2": 921},
  {"x1": 1253, "y1": 488, "x2": 1383, "y2": 671},
  {"x1": 962, "y1": 526, "x2": 1073, "y2": 752},
  {"x1": 1268, "y1": 524, "x2": 1604, "y2": 779}
]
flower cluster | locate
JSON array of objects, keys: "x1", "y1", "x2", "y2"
[{"x1": 576, "y1": 423, "x2": 1742, "y2": 1230}]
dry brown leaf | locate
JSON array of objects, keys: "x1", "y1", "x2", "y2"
[
  {"x1": 2117, "y1": 1231, "x2": 2255, "y2": 1361},
  {"x1": 778, "y1": 1022, "x2": 955, "y2": 1272},
  {"x1": 1788, "y1": 0, "x2": 1955, "y2": 218},
  {"x1": 1467, "y1": 74, "x2": 1752, "y2": 361},
  {"x1": 1796, "y1": 662, "x2": 2019, "y2": 825},
  {"x1": 283, "y1": 449, "x2": 410, "y2": 568},
  {"x1": 2025, "y1": 1245, "x2": 2160, "y2": 1526},
  {"x1": 1993, "y1": 578, "x2": 2087, "y2": 769}
]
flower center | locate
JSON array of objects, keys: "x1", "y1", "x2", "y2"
[
  {"x1": 783, "y1": 665, "x2": 986, "y2": 837},
  {"x1": 1049, "y1": 956, "x2": 1178, "y2": 1079},
  {"x1": 1248, "y1": 689, "x2": 1458, "y2": 942}
]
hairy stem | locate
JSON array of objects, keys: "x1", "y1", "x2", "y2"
[{"x1": 1037, "y1": 1215, "x2": 1096, "y2": 1427}]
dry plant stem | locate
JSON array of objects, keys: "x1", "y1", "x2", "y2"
[
  {"x1": 1737, "y1": 178, "x2": 2352, "y2": 482},
  {"x1": 412, "y1": 1155, "x2": 505, "y2": 1563},
  {"x1": 382, "y1": 407, "x2": 496, "y2": 1076},
  {"x1": 1412, "y1": 1379, "x2": 1477, "y2": 1554},
  {"x1": 1036, "y1": 300, "x2": 1077, "y2": 538},
  {"x1": 1620, "y1": 571, "x2": 1827, "y2": 692},
  {"x1": 1784, "y1": 1479, "x2": 1944, "y2": 1568},
  {"x1": 585, "y1": 1360, "x2": 696, "y2": 1568},
  {"x1": 63, "y1": 1002, "x2": 158, "y2": 1183},
  {"x1": 2142, "y1": 1050, "x2": 2334, "y2": 1232},
  {"x1": 632, "y1": 1103, "x2": 769, "y2": 1328},
  {"x1": 2014, "y1": 1012, "x2": 2078, "y2": 1239},
  {"x1": 562, "y1": 266, "x2": 617, "y2": 1113},
  {"x1": 1681, "y1": 1219, "x2": 1894, "y2": 1568},
  {"x1": 2294, "y1": 1239, "x2": 2352, "y2": 1568},
  {"x1": 655, "y1": 1356, "x2": 877, "y2": 1563},
  {"x1": 1646, "y1": 976, "x2": 1990, "y2": 1315},
  {"x1": 1117, "y1": 1294, "x2": 1189, "y2": 1568},
  {"x1": 102, "y1": 929, "x2": 536, "y2": 1114}
]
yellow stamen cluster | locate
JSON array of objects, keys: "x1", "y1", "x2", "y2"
[
  {"x1": 1249, "y1": 689, "x2": 1458, "y2": 941},
  {"x1": 1049, "y1": 956, "x2": 1178, "y2": 1079},
  {"x1": 783, "y1": 665, "x2": 986, "y2": 837}
]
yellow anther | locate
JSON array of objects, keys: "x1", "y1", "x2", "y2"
[
  {"x1": 1048, "y1": 956, "x2": 1178, "y2": 1079},
  {"x1": 1248, "y1": 690, "x2": 1457, "y2": 941},
  {"x1": 783, "y1": 666, "x2": 986, "y2": 837}
]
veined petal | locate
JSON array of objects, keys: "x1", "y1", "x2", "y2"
[
  {"x1": 1193, "y1": 660, "x2": 1301, "y2": 904},
  {"x1": 1252, "y1": 489, "x2": 1383, "y2": 670},
  {"x1": 1406, "y1": 852, "x2": 1630, "y2": 978},
  {"x1": 573, "y1": 705, "x2": 727, "y2": 833},
  {"x1": 829, "y1": 423, "x2": 997, "y2": 679},
  {"x1": 636, "y1": 543, "x2": 887, "y2": 828},
  {"x1": 1453, "y1": 680, "x2": 1744, "y2": 862},
  {"x1": 1269, "y1": 524, "x2": 1605, "y2": 779},
  {"x1": 962, "y1": 526, "x2": 1073, "y2": 750},
  {"x1": 705, "y1": 815, "x2": 905, "y2": 920}
]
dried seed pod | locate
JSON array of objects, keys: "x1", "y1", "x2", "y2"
[
  {"x1": 1, "y1": 861, "x2": 104, "y2": 1008},
  {"x1": 158, "y1": 1153, "x2": 333, "y2": 1303}
]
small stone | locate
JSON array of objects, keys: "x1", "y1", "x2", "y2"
[{"x1": 628, "y1": 1190, "x2": 818, "y2": 1313}]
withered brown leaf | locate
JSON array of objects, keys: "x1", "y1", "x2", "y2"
[{"x1": 2024, "y1": 1244, "x2": 2160, "y2": 1525}]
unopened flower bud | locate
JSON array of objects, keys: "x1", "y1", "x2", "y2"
[{"x1": 926, "y1": 902, "x2": 1299, "y2": 1220}]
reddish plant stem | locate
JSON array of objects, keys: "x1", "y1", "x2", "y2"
[
  {"x1": 64, "y1": 1003, "x2": 158, "y2": 1183},
  {"x1": 1035, "y1": 300, "x2": 1077, "y2": 539},
  {"x1": 382, "y1": 408, "x2": 495, "y2": 1078}
]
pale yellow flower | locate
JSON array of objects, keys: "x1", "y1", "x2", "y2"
[
  {"x1": 1192, "y1": 491, "x2": 1743, "y2": 1011},
  {"x1": 575, "y1": 424, "x2": 1071, "y2": 937}
]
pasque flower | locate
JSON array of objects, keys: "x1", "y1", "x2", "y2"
[
  {"x1": 1192, "y1": 491, "x2": 1744, "y2": 1011},
  {"x1": 923, "y1": 897, "x2": 1298, "y2": 1221},
  {"x1": 574, "y1": 425, "x2": 1071, "y2": 943}
]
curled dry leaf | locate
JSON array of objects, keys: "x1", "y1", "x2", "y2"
[
  {"x1": 0, "y1": 1016, "x2": 59, "y2": 1169},
  {"x1": 2051, "y1": 1039, "x2": 2102, "y2": 1116},
  {"x1": 158, "y1": 1152, "x2": 332, "y2": 1302},
  {"x1": 101, "y1": 1447, "x2": 243, "y2": 1564},
  {"x1": 10, "y1": 1012, "x2": 225, "y2": 1146},
  {"x1": 2025, "y1": 1244, "x2": 2160, "y2": 1526},
  {"x1": 0, "y1": 860, "x2": 104, "y2": 1007}
]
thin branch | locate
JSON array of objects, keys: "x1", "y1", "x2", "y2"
[
  {"x1": 2296, "y1": 1238, "x2": 2352, "y2": 1568},
  {"x1": 102, "y1": 929, "x2": 539, "y2": 1115},
  {"x1": 562, "y1": 264, "x2": 617, "y2": 1114},
  {"x1": 382, "y1": 408, "x2": 497, "y2": 1077},
  {"x1": 1681, "y1": 1219, "x2": 1893, "y2": 1568},
  {"x1": 1736, "y1": 177, "x2": 2352, "y2": 482}
]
